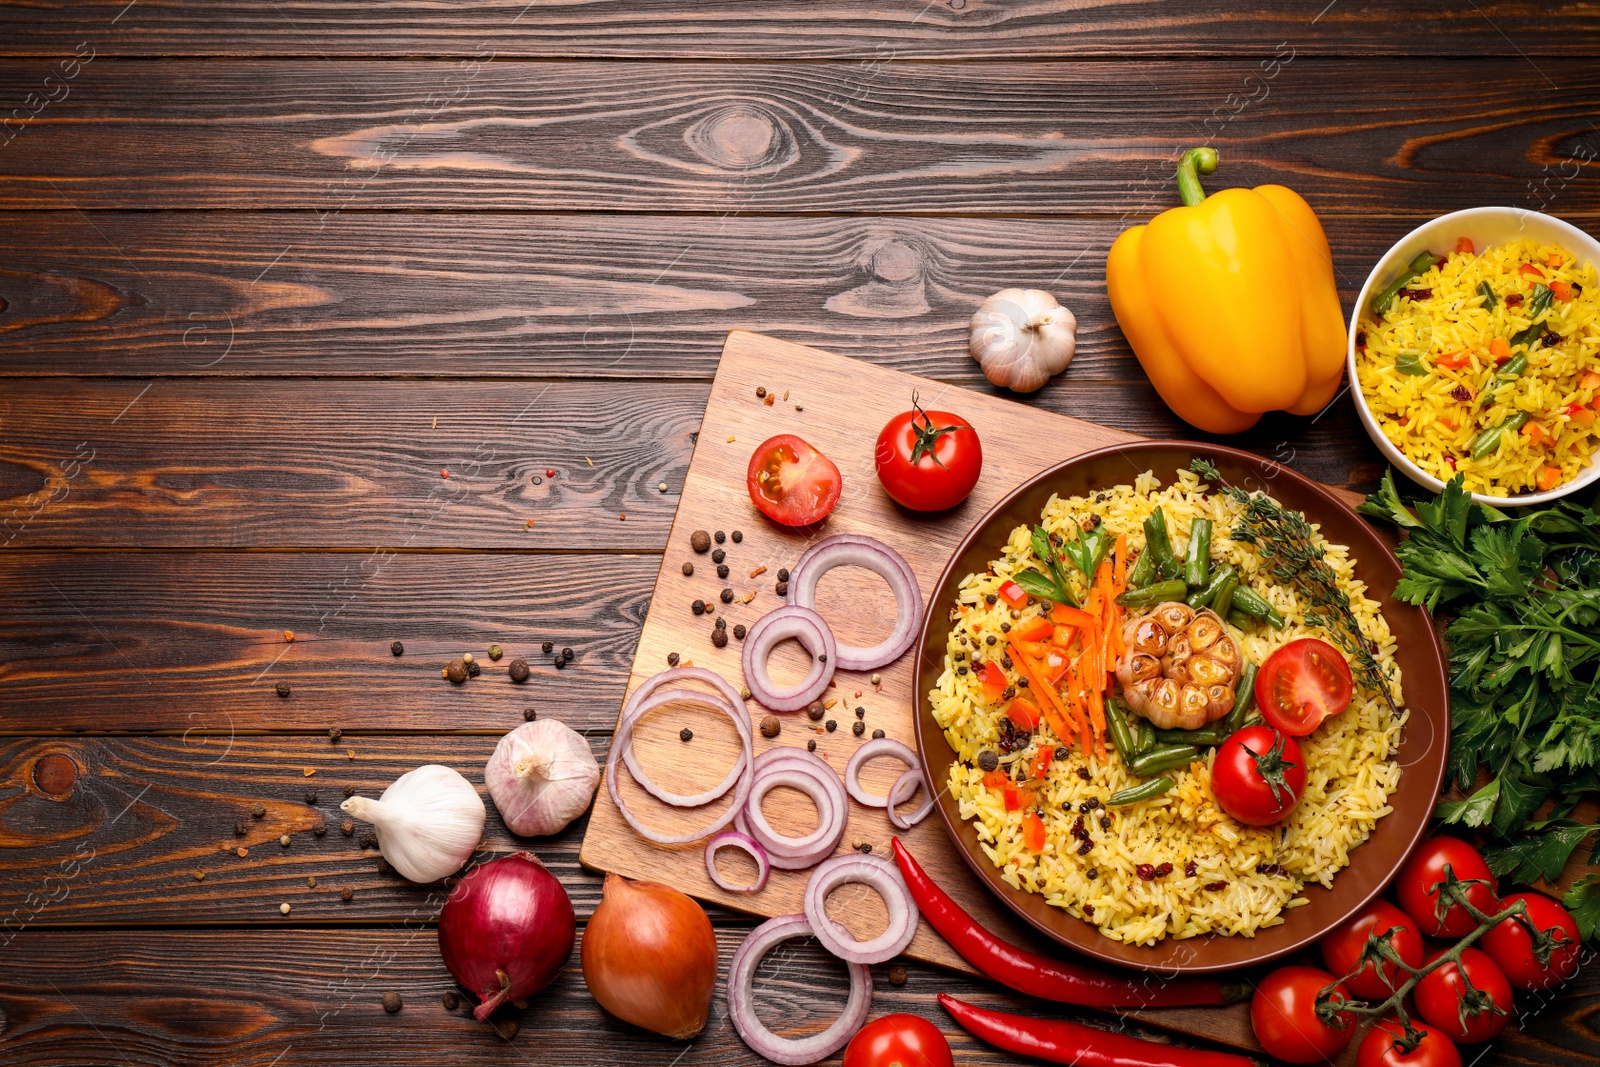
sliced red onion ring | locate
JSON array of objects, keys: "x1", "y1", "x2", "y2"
[
  {"x1": 734, "y1": 747, "x2": 848, "y2": 869},
  {"x1": 727, "y1": 914, "x2": 872, "y2": 1066},
  {"x1": 741, "y1": 604, "x2": 837, "y2": 712},
  {"x1": 887, "y1": 768, "x2": 934, "y2": 830},
  {"x1": 785, "y1": 534, "x2": 923, "y2": 671},
  {"x1": 844, "y1": 736, "x2": 920, "y2": 808},
  {"x1": 705, "y1": 830, "x2": 770, "y2": 894},
  {"x1": 606, "y1": 667, "x2": 753, "y2": 846},
  {"x1": 622, "y1": 688, "x2": 746, "y2": 807},
  {"x1": 802, "y1": 854, "x2": 920, "y2": 965}
]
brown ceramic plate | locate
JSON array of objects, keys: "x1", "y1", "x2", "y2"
[{"x1": 912, "y1": 441, "x2": 1449, "y2": 973}]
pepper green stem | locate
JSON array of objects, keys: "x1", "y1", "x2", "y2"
[{"x1": 1176, "y1": 147, "x2": 1220, "y2": 207}]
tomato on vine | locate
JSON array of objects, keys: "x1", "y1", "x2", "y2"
[
  {"x1": 1395, "y1": 838, "x2": 1499, "y2": 938},
  {"x1": 1356, "y1": 1018, "x2": 1461, "y2": 1067},
  {"x1": 1250, "y1": 966, "x2": 1354, "y2": 1064},
  {"x1": 842, "y1": 1013, "x2": 953, "y2": 1067},
  {"x1": 1481, "y1": 891, "x2": 1581, "y2": 993},
  {"x1": 1321, "y1": 899, "x2": 1425, "y2": 1001},
  {"x1": 1413, "y1": 947, "x2": 1513, "y2": 1044},
  {"x1": 874, "y1": 394, "x2": 982, "y2": 512}
]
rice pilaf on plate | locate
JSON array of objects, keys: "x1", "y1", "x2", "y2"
[{"x1": 928, "y1": 468, "x2": 1406, "y2": 945}]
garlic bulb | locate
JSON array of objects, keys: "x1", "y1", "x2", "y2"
[
  {"x1": 341, "y1": 764, "x2": 485, "y2": 883},
  {"x1": 484, "y1": 719, "x2": 600, "y2": 837},
  {"x1": 969, "y1": 287, "x2": 1077, "y2": 392}
]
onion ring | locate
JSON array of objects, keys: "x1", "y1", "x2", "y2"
[
  {"x1": 802, "y1": 854, "x2": 920, "y2": 965},
  {"x1": 843, "y1": 736, "x2": 920, "y2": 809},
  {"x1": 887, "y1": 768, "x2": 934, "y2": 830},
  {"x1": 622, "y1": 688, "x2": 746, "y2": 807},
  {"x1": 741, "y1": 604, "x2": 837, "y2": 712},
  {"x1": 734, "y1": 747, "x2": 848, "y2": 869},
  {"x1": 705, "y1": 830, "x2": 771, "y2": 894},
  {"x1": 606, "y1": 667, "x2": 753, "y2": 845},
  {"x1": 785, "y1": 534, "x2": 923, "y2": 671},
  {"x1": 727, "y1": 914, "x2": 872, "y2": 1065}
]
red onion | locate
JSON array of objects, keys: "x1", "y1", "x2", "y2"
[
  {"x1": 785, "y1": 534, "x2": 922, "y2": 670},
  {"x1": 887, "y1": 768, "x2": 934, "y2": 829},
  {"x1": 844, "y1": 736, "x2": 920, "y2": 808},
  {"x1": 438, "y1": 852, "x2": 575, "y2": 1021},
  {"x1": 705, "y1": 830, "x2": 770, "y2": 894},
  {"x1": 606, "y1": 667, "x2": 753, "y2": 845},
  {"x1": 733, "y1": 746, "x2": 847, "y2": 869},
  {"x1": 802, "y1": 854, "x2": 919, "y2": 965},
  {"x1": 740, "y1": 604, "x2": 837, "y2": 712},
  {"x1": 727, "y1": 914, "x2": 872, "y2": 1065}
]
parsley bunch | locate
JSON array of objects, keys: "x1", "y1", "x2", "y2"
[{"x1": 1359, "y1": 471, "x2": 1600, "y2": 933}]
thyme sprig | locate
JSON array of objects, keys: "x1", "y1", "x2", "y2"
[{"x1": 1190, "y1": 458, "x2": 1400, "y2": 715}]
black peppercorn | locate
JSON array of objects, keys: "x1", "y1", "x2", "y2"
[
  {"x1": 756, "y1": 386, "x2": 767, "y2": 398},
  {"x1": 1054, "y1": 746, "x2": 1069, "y2": 760},
  {"x1": 553, "y1": 657, "x2": 566, "y2": 670},
  {"x1": 344, "y1": 785, "x2": 355, "y2": 797},
  {"x1": 541, "y1": 640, "x2": 554, "y2": 653},
  {"x1": 1077, "y1": 839, "x2": 1093, "y2": 855},
  {"x1": 508, "y1": 659, "x2": 530, "y2": 683},
  {"x1": 329, "y1": 727, "x2": 342, "y2": 742},
  {"x1": 720, "y1": 587, "x2": 734, "y2": 603},
  {"x1": 275, "y1": 680, "x2": 291, "y2": 698},
  {"x1": 562, "y1": 647, "x2": 573, "y2": 661},
  {"x1": 714, "y1": 530, "x2": 726, "y2": 544},
  {"x1": 679, "y1": 728, "x2": 693, "y2": 742},
  {"x1": 715, "y1": 616, "x2": 727, "y2": 629},
  {"x1": 682, "y1": 562, "x2": 694, "y2": 576},
  {"x1": 777, "y1": 568, "x2": 790, "y2": 581},
  {"x1": 775, "y1": 581, "x2": 788, "y2": 596},
  {"x1": 1100, "y1": 815, "x2": 1112, "y2": 830},
  {"x1": 234, "y1": 821, "x2": 248, "y2": 836},
  {"x1": 807, "y1": 739, "x2": 817, "y2": 751},
  {"x1": 360, "y1": 832, "x2": 378, "y2": 850},
  {"x1": 825, "y1": 720, "x2": 837, "y2": 732},
  {"x1": 1076, "y1": 766, "x2": 1091, "y2": 781},
  {"x1": 312, "y1": 816, "x2": 327, "y2": 836},
  {"x1": 731, "y1": 530, "x2": 743, "y2": 543},
  {"x1": 390, "y1": 640, "x2": 404, "y2": 656},
  {"x1": 712, "y1": 548, "x2": 725, "y2": 564},
  {"x1": 692, "y1": 599, "x2": 706, "y2": 615},
  {"x1": 872, "y1": 728, "x2": 885, "y2": 739},
  {"x1": 986, "y1": 593, "x2": 998, "y2": 605},
  {"x1": 806, "y1": 700, "x2": 825, "y2": 720},
  {"x1": 715, "y1": 563, "x2": 729, "y2": 579},
  {"x1": 977, "y1": 749, "x2": 999, "y2": 772},
  {"x1": 305, "y1": 790, "x2": 318, "y2": 805},
  {"x1": 523, "y1": 708, "x2": 537, "y2": 721},
  {"x1": 691, "y1": 530, "x2": 711, "y2": 553},
  {"x1": 442, "y1": 991, "x2": 460, "y2": 1011},
  {"x1": 667, "y1": 651, "x2": 680, "y2": 666},
  {"x1": 341, "y1": 886, "x2": 354, "y2": 901},
  {"x1": 1086, "y1": 868, "x2": 1098, "y2": 880},
  {"x1": 465, "y1": 660, "x2": 481, "y2": 678},
  {"x1": 733, "y1": 623, "x2": 747, "y2": 640},
  {"x1": 711, "y1": 628, "x2": 728, "y2": 648},
  {"x1": 852, "y1": 721, "x2": 865, "y2": 736},
  {"x1": 252, "y1": 802, "x2": 266, "y2": 818}
]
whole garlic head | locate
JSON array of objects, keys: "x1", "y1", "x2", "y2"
[{"x1": 969, "y1": 288, "x2": 1077, "y2": 393}]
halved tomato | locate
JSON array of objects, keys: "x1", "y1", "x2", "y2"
[
  {"x1": 745, "y1": 434, "x2": 842, "y2": 526},
  {"x1": 1255, "y1": 638, "x2": 1354, "y2": 736}
]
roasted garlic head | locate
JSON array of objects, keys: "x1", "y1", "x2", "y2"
[{"x1": 1115, "y1": 601, "x2": 1242, "y2": 730}]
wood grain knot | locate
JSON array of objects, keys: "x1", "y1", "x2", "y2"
[
  {"x1": 0, "y1": 268, "x2": 128, "y2": 336},
  {"x1": 681, "y1": 104, "x2": 793, "y2": 173},
  {"x1": 825, "y1": 231, "x2": 931, "y2": 319},
  {"x1": 31, "y1": 753, "x2": 78, "y2": 798}
]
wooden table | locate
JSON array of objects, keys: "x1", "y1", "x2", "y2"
[{"x1": 1, "y1": 4, "x2": 1597, "y2": 1064}]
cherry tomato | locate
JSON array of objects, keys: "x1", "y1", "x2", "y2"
[
  {"x1": 1250, "y1": 966, "x2": 1355, "y2": 1064},
  {"x1": 1212, "y1": 726, "x2": 1306, "y2": 826},
  {"x1": 1414, "y1": 947, "x2": 1513, "y2": 1044},
  {"x1": 842, "y1": 1013, "x2": 954, "y2": 1067},
  {"x1": 746, "y1": 434, "x2": 842, "y2": 527},
  {"x1": 874, "y1": 399, "x2": 982, "y2": 512},
  {"x1": 1321, "y1": 900, "x2": 1425, "y2": 1001},
  {"x1": 1255, "y1": 638, "x2": 1354, "y2": 735},
  {"x1": 1395, "y1": 837, "x2": 1499, "y2": 938},
  {"x1": 1481, "y1": 891, "x2": 1582, "y2": 992},
  {"x1": 1357, "y1": 1018, "x2": 1462, "y2": 1067}
]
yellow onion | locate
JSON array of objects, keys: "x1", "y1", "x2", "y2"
[{"x1": 581, "y1": 874, "x2": 717, "y2": 1039}]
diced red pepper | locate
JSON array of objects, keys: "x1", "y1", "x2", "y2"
[
  {"x1": 1547, "y1": 252, "x2": 1564, "y2": 268},
  {"x1": 1551, "y1": 280, "x2": 1573, "y2": 302},
  {"x1": 1434, "y1": 349, "x2": 1469, "y2": 369},
  {"x1": 1520, "y1": 263, "x2": 1545, "y2": 279},
  {"x1": 1006, "y1": 697, "x2": 1042, "y2": 732},
  {"x1": 1537, "y1": 465, "x2": 1564, "y2": 492},
  {"x1": 979, "y1": 660, "x2": 1007, "y2": 701},
  {"x1": 1012, "y1": 616, "x2": 1054, "y2": 643},
  {"x1": 1583, "y1": 372, "x2": 1600, "y2": 390},
  {"x1": 1489, "y1": 337, "x2": 1512, "y2": 363},
  {"x1": 1022, "y1": 811, "x2": 1047, "y2": 851},
  {"x1": 1050, "y1": 624, "x2": 1077, "y2": 649},
  {"x1": 1002, "y1": 784, "x2": 1034, "y2": 811},
  {"x1": 1042, "y1": 648, "x2": 1072, "y2": 686},
  {"x1": 998, "y1": 581, "x2": 1028, "y2": 608},
  {"x1": 1566, "y1": 404, "x2": 1596, "y2": 428},
  {"x1": 983, "y1": 769, "x2": 1010, "y2": 790},
  {"x1": 1455, "y1": 237, "x2": 1475, "y2": 255},
  {"x1": 1523, "y1": 421, "x2": 1554, "y2": 448}
]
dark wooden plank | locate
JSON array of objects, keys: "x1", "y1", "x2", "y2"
[
  {"x1": 1, "y1": 59, "x2": 1596, "y2": 214},
  {"x1": 0, "y1": 928, "x2": 1304, "y2": 1067},
  {"x1": 0, "y1": 554, "x2": 650, "y2": 732},
  {"x1": 2, "y1": 1, "x2": 1597, "y2": 58},
  {"x1": 0, "y1": 380, "x2": 1384, "y2": 552},
  {"x1": 0, "y1": 212, "x2": 1522, "y2": 381}
]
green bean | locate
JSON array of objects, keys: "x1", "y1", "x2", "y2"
[
  {"x1": 1116, "y1": 579, "x2": 1188, "y2": 610},
  {"x1": 1478, "y1": 281, "x2": 1497, "y2": 310},
  {"x1": 1129, "y1": 744, "x2": 1200, "y2": 777},
  {"x1": 1108, "y1": 777, "x2": 1175, "y2": 806},
  {"x1": 1105, "y1": 699, "x2": 1139, "y2": 762},
  {"x1": 1231, "y1": 586, "x2": 1286, "y2": 628},
  {"x1": 1135, "y1": 720, "x2": 1156, "y2": 756},
  {"x1": 1212, "y1": 574, "x2": 1238, "y2": 622},
  {"x1": 1227, "y1": 607, "x2": 1259, "y2": 633},
  {"x1": 1126, "y1": 547, "x2": 1156, "y2": 591},
  {"x1": 1143, "y1": 507, "x2": 1177, "y2": 580},
  {"x1": 1184, "y1": 518, "x2": 1212, "y2": 588},
  {"x1": 1507, "y1": 284, "x2": 1554, "y2": 351},
  {"x1": 1184, "y1": 563, "x2": 1238, "y2": 609},
  {"x1": 1469, "y1": 412, "x2": 1531, "y2": 461},
  {"x1": 1496, "y1": 352, "x2": 1529, "y2": 380},
  {"x1": 1224, "y1": 662, "x2": 1259, "y2": 734},
  {"x1": 1153, "y1": 725, "x2": 1228, "y2": 747},
  {"x1": 1371, "y1": 249, "x2": 1440, "y2": 316}
]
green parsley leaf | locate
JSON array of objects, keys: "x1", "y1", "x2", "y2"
[
  {"x1": 1485, "y1": 820, "x2": 1596, "y2": 883},
  {"x1": 1563, "y1": 875, "x2": 1600, "y2": 940},
  {"x1": 1436, "y1": 777, "x2": 1499, "y2": 828}
]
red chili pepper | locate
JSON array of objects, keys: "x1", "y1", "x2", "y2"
[
  {"x1": 891, "y1": 840, "x2": 1246, "y2": 1008},
  {"x1": 939, "y1": 994, "x2": 1262, "y2": 1067},
  {"x1": 998, "y1": 580, "x2": 1028, "y2": 608}
]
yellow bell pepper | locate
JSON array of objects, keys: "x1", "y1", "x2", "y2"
[{"x1": 1106, "y1": 148, "x2": 1347, "y2": 434}]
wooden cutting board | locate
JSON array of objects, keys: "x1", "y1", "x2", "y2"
[{"x1": 580, "y1": 330, "x2": 1359, "y2": 1054}]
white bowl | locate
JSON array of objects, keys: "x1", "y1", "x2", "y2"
[{"x1": 1347, "y1": 206, "x2": 1600, "y2": 507}]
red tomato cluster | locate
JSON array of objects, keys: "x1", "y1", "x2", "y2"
[{"x1": 1251, "y1": 837, "x2": 1581, "y2": 1066}]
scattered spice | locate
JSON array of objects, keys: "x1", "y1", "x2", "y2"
[
  {"x1": 466, "y1": 660, "x2": 481, "y2": 678},
  {"x1": 825, "y1": 720, "x2": 838, "y2": 733},
  {"x1": 680, "y1": 728, "x2": 693, "y2": 742},
  {"x1": 280, "y1": 903, "x2": 291, "y2": 915},
  {"x1": 756, "y1": 386, "x2": 767, "y2": 398},
  {"x1": 717, "y1": 564, "x2": 730, "y2": 579},
  {"x1": 750, "y1": 565, "x2": 768, "y2": 579},
  {"x1": 711, "y1": 628, "x2": 728, "y2": 648},
  {"x1": 194, "y1": 871, "x2": 205, "y2": 882},
  {"x1": 715, "y1": 531, "x2": 726, "y2": 545},
  {"x1": 283, "y1": 630, "x2": 295, "y2": 643},
  {"x1": 658, "y1": 482, "x2": 669, "y2": 493},
  {"x1": 690, "y1": 530, "x2": 711, "y2": 553},
  {"x1": 720, "y1": 587, "x2": 734, "y2": 604},
  {"x1": 807, "y1": 700, "x2": 826, "y2": 720},
  {"x1": 252, "y1": 803, "x2": 266, "y2": 819},
  {"x1": 462, "y1": 652, "x2": 475, "y2": 665},
  {"x1": 740, "y1": 591, "x2": 756, "y2": 604},
  {"x1": 305, "y1": 789, "x2": 319, "y2": 804},
  {"x1": 712, "y1": 548, "x2": 726, "y2": 564},
  {"x1": 445, "y1": 659, "x2": 468, "y2": 684},
  {"x1": 733, "y1": 624, "x2": 747, "y2": 641},
  {"x1": 390, "y1": 640, "x2": 404, "y2": 656},
  {"x1": 523, "y1": 708, "x2": 537, "y2": 721},
  {"x1": 682, "y1": 562, "x2": 694, "y2": 576},
  {"x1": 342, "y1": 818, "x2": 355, "y2": 836},
  {"x1": 775, "y1": 581, "x2": 789, "y2": 596},
  {"x1": 303, "y1": 767, "x2": 316, "y2": 778},
  {"x1": 854, "y1": 706, "x2": 866, "y2": 719},
  {"x1": 307, "y1": 876, "x2": 317, "y2": 889},
  {"x1": 761, "y1": 715, "x2": 781, "y2": 738},
  {"x1": 870, "y1": 672, "x2": 881, "y2": 686},
  {"x1": 1185, "y1": 860, "x2": 1198, "y2": 878},
  {"x1": 852, "y1": 721, "x2": 865, "y2": 736},
  {"x1": 888, "y1": 964, "x2": 907, "y2": 986},
  {"x1": 443, "y1": 990, "x2": 461, "y2": 1011},
  {"x1": 741, "y1": 686, "x2": 752, "y2": 699},
  {"x1": 313, "y1": 817, "x2": 327, "y2": 835},
  {"x1": 280, "y1": 834, "x2": 292, "y2": 847},
  {"x1": 777, "y1": 568, "x2": 790, "y2": 582},
  {"x1": 667, "y1": 651, "x2": 681, "y2": 666},
  {"x1": 545, "y1": 468, "x2": 556, "y2": 477},
  {"x1": 275, "y1": 681, "x2": 291, "y2": 698},
  {"x1": 541, "y1": 641, "x2": 554, "y2": 653},
  {"x1": 234, "y1": 821, "x2": 247, "y2": 836},
  {"x1": 1206, "y1": 880, "x2": 1229, "y2": 891},
  {"x1": 508, "y1": 659, "x2": 530, "y2": 683},
  {"x1": 236, "y1": 847, "x2": 248, "y2": 857},
  {"x1": 341, "y1": 887, "x2": 354, "y2": 901},
  {"x1": 731, "y1": 530, "x2": 743, "y2": 543},
  {"x1": 382, "y1": 991, "x2": 403, "y2": 1014},
  {"x1": 692, "y1": 599, "x2": 706, "y2": 615},
  {"x1": 807, "y1": 739, "x2": 817, "y2": 752},
  {"x1": 487, "y1": 644, "x2": 503, "y2": 661},
  {"x1": 360, "y1": 832, "x2": 379, "y2": 850}
]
